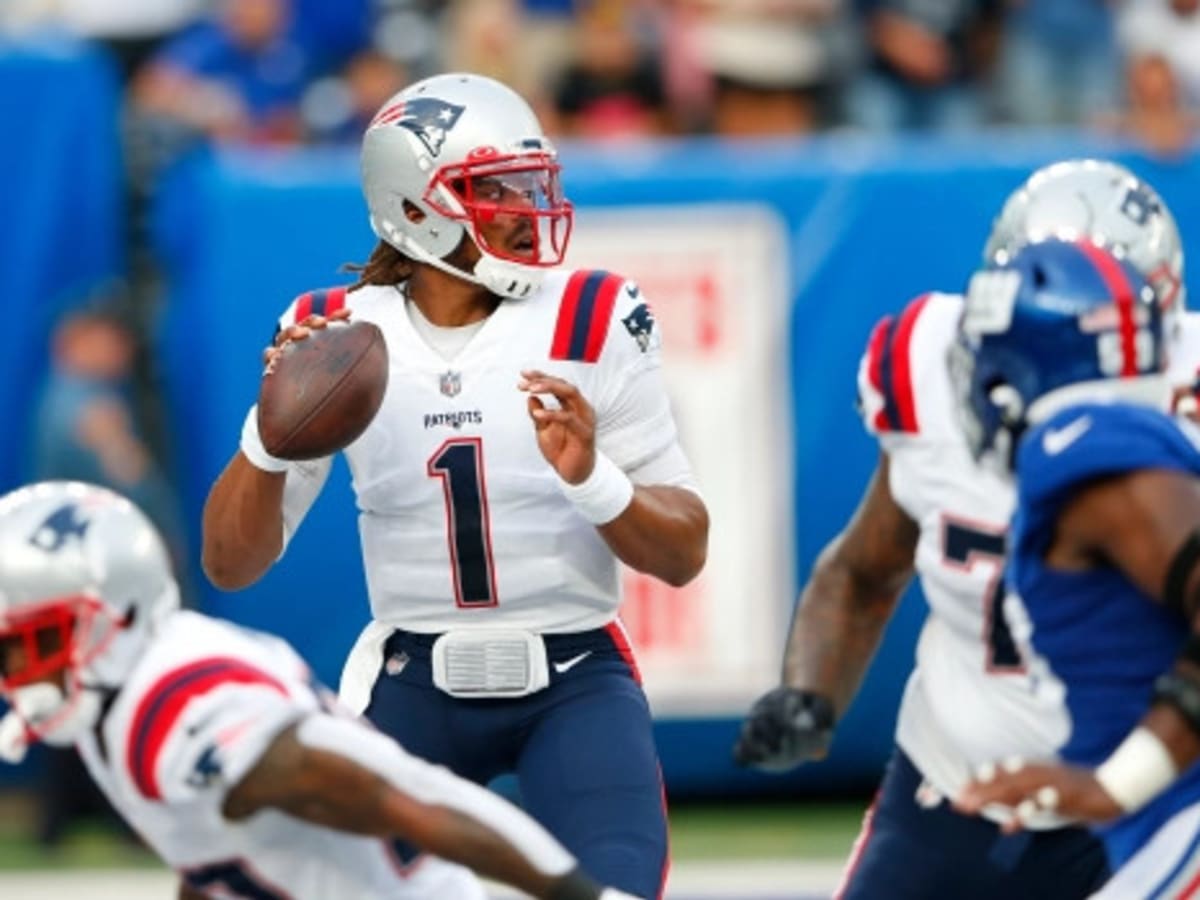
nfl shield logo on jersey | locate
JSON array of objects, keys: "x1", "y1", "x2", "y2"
[{"x1": 439, "y1": 370, "x2": 462, "y2": 397}]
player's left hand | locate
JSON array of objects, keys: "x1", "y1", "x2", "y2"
[
  {"x1": 953, "y1": 759, "x2": 1122, "y2": 833},
  {"x1": 519, "y1": 369, "x2": 596, "y2": 484},
  {"x1": 733, "y1": 686, "x2": 835, "y2": 772}
]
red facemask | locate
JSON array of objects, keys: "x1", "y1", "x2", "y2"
[
  {"x1": 425, "y1": 150, "x2": 574, "y2": 267},
  {"x1": 0, "y1": 595, "x2": 109, "y2": 692}
]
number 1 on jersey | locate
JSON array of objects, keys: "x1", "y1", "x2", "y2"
[{"x1": 428, "y1": 438, "x2": 498, "y2": 607}]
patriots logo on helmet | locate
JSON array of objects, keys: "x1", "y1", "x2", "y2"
[
  {"x1": 372, "y1": 97, "x2": 465, "y2": 157},
  {"x1": 622, "y1": 302, "x2": 656, "y2": 353},
  {"x1": 28, "y1": 504, "x2": 90, "y2": 553}
]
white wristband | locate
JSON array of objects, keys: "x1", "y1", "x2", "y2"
[
  {"x1": 559, "y1": 451, "x2": 634, "y2": 525},
  {"x1": 240, "y1": 406, "x2": 291, "y2": 473},
  {"x1": 1094, "y1": 726, "x2": 1178, "y2": 812}
]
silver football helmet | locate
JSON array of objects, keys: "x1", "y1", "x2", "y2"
[
  {"x1": 985, "y1": 160, "x2": 1185, "y2": 336},
  {"x1": 361, "y1": 72, "x2": 574, "y2": 300},
  {"x1": 0, "y1": 482, "x2": 178, "y2": 754}
]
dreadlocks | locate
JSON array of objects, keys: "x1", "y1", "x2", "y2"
[{"x1": 344, "y1": 241, "x2": 415, "y2": 291}]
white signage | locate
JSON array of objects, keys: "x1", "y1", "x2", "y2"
[{"x1": 566, "y1": 204, "x2": 794, "y2": 715}]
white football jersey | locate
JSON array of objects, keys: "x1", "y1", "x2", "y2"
[
  {"x1": 856, "y1": 295, "x2": 1200, "y2": 814},
  {"x1": 77, "y1": 610, "x2": 485, "y2": 899},
  {"x1": 271, "y1": 271, "x2": 691, "y2": 633}
]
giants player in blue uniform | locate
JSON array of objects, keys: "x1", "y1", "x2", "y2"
[
  {"x1": 202, "y1": 73, "x2": 709, "y2": 900},
  {"x1": 734, "y1": 160, "x2": 1190, "y2": 899},
  {"x1": 950, "y1": 237, "x2": 1200, "y2": 897}
]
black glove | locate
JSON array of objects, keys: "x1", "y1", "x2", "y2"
[{"x1": 732, "y1": 686, "x2": 836, "y2": 772}]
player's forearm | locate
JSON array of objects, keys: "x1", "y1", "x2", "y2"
[
  {"x1": 597, "y1": 485, "x2": 708, "y2": 586},
  {"x1": 278, "y1": 769, "x2": 584, "y2": 899},
  {"x1": 201, "y1": 452, "x2": 286, "y2": 590},
  {"x1": 782, "y1": 538, "x2": 908, "y2": 714},
  {"x1": 384, "y1": 799, "x2": 605, "y2": 900},
  {"x1": 236, "y1": 718, "x2": 590, "y2": 899}
]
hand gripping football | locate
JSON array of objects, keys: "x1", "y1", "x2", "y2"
[{"x1": 257, "y1": 319, "x2": 388, "y2": 460}]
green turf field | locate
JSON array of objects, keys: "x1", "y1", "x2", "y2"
[{"x1": 0, "y1": 794, "x2": 867, "y2": 870}]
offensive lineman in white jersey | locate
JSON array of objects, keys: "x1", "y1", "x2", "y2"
[
  {"x1": 0, "y1": 481, "x2": 642, "y2": 900},
  {"x1": 202, "y1": 73, "x2": 709, "y2": 900},
  {"x1": 734, "y1": 159, "x2": 1192, "y2": 898}
]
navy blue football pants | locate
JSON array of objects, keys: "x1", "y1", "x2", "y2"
[
  {"x1": 837, "y1": 748, "x2": 1109, "y2": 899},
  {"x1": 363, "y1": 627, "x2": 669, "y2": 898}
]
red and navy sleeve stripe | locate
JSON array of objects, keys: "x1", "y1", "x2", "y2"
[
  {"x1": 866, "y1": 294, "x2": 931, "y2": 434},
  {"x1": 292, "y1": 286, "x2": 348, "y2": 324},
  {"x1": 126, "y1": 657, "x2": 288, "y2": 801},
  {"x1": 550, "y1": 270, "x2": 624, "y2": 362}
]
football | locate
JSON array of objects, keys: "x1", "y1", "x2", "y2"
[{"x1": 257, "y1": 319, "x2": 388, "y2": 460}]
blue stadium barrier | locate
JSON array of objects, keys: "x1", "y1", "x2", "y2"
[
  {"x1": 0, "y1": 39, "x2": 124, "y2": 495},
  {"x1": 148, "y1": 134, "x2": 1200, "y2": 796}
]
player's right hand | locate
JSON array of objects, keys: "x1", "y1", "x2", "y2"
[
  {"x1": 732, "y1": 686, "x2": 835, "y2": 772},
  {"x1": 262, "y1": 308, "x2": 353, "y2": 373}
]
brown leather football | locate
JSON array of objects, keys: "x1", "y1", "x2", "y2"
[{"x1": 257, "y1": 319, "x2": 388, "y2": 460}]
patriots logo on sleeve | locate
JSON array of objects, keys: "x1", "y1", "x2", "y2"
[
  {"x1": 370, "y1": 97, "x2": 465, "y2": 157},
  {"x1": 622, "y1": 302, "x2": 656, "y2": 353}
]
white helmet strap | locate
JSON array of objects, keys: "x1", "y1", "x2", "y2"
[{"x1": 396, "y1": 233, "x2": 543, "y2": 301}]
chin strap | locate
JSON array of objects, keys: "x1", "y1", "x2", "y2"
[
  {"x1": 0, "y1": 709, "x2": 31, "y2": 763},
  {"x1": 2, "y1": 682, "x2": 105, "y2": 753},
  {"x1": 472, "y1": 255, "x2": 542, "y2": 300},
  {"x1": 395, "y1": 235, "x2": 544, "y2": 300}
]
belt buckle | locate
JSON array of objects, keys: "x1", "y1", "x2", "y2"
[{"x1": 430, "y1": 629, "x2": 550, "y2": 698}]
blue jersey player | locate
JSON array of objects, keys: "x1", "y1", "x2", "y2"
[{"x1": 951, "y1": 237, "x2": 1200, "y2": 896}]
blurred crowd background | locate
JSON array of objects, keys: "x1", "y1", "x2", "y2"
[
  {"x1": 5, "y1": 0, "x2": 1200, "y2": 150},
  {"x1": 7, "y1": 0, "x2": 1198, "y2": 568},
  {"x1": 3, "y1": 0, "x2": 1200, "y2": 850},
  {"x1": 8, "y1": 0, "x2": 1200, "y2": 147}
]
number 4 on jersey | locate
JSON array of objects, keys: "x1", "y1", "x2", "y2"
[{"x1": 942, "y1": 519, "x2": 1024, "y2": 673}]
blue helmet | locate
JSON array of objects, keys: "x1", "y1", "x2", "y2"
[{"x1": 952, "y1": 238, "x2": 1170, "y2": 466}]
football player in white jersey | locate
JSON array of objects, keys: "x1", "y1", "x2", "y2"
[
  {"x1": 733, "y1": 159, "x2": 1190, "y2": 899},
  {"x1": 201, "y1": 72, "x2": 709, "y2": 899},
  {"x1": 0, "y1": 481, "x2": 643, "y2": 900}
]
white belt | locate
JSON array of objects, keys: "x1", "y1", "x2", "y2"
[{"x1": 431, "y1": 629, "x2": 550, "y2": 699}]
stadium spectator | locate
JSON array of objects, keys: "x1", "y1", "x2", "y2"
[
  {"x1": 551, "y1": 0, "x2": 670, "y2": 140},
  {"x1": 0, "y1": 0, "x2": 203, "y2": 83},
  {"x1": 1096, "y1": 53, "x2": 1200, "y2": 159},
  {"x1": 845, "y1": 0, "x2": 1002, "y2": 132},
  {"x1": 371, "y1": 0, "x2": 444, "y2": 81},
  {"x1": 31, "y1": 301, "x2": 187, "y2": 574},
  {"x1": 1119, "y1": 0, "x2": 1200, "y2": 109},
  {"x1": 441, "y1": 0, "x2": 549, "y2": 113},
  {"x1": 689, "y1": 0, "x2": 855, "y2": 137},
  {"x1": 302, "y1": 48, "x2": 409, "y2": 144},
  {"x1": 991, "y1": 0, "x2": 1119, "y2": 126},
  {"x1": 128, "y1": 0, "x2": 312, "y2": 146}
]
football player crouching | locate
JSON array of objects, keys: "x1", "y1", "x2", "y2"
[{"x1": 0, "y1": 480, "x2": 641, "y2": 900}]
